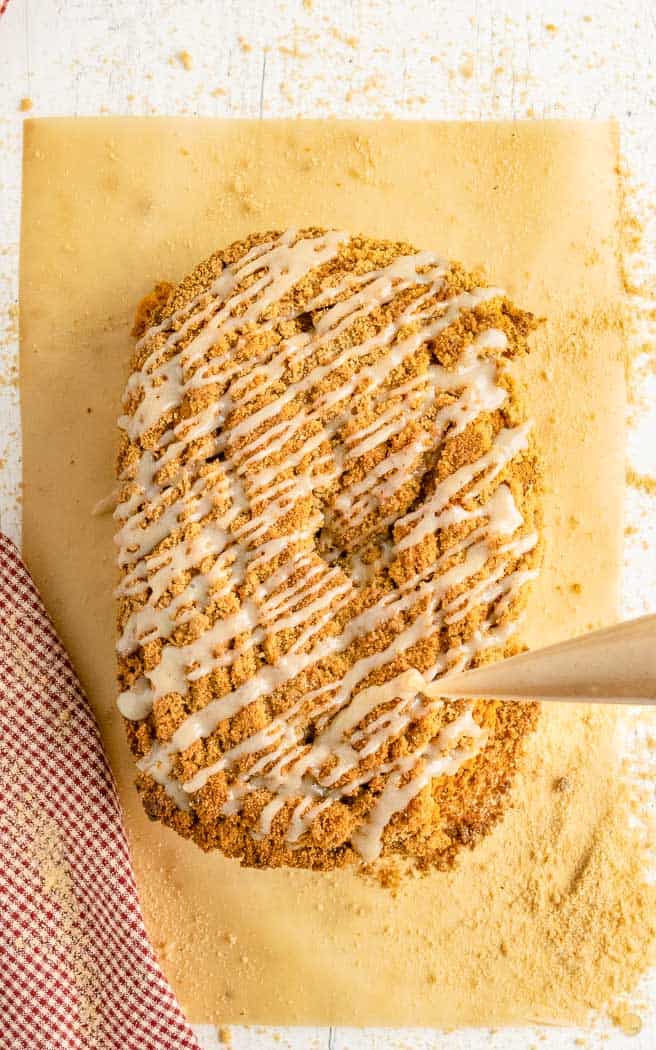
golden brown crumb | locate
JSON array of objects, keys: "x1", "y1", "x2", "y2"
[
  {"x1": 177, "y1": 50, "x2": 193, "y2": 71},
  {"x1": 19, "y1": 97, "x2": 33, "y2": 112}
]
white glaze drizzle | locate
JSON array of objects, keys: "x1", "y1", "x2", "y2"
[{"x1": 116, "y1": 229, "x2": 538, "y2": 860}]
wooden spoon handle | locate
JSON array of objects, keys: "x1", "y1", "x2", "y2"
[{"x1": 427, "y1": 614, "x2": 656, "y2": 705}]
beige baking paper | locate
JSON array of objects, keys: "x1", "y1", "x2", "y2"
[{"x1": 20, "y1": 119, "x2": 630, "y2": 1026}]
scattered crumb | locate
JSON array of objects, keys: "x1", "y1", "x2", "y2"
[
  {"x1": 459, "y1": 56, "x2": 474, "y2": 79},
  {"x1": 1, "y1": 302, "x2": 19, "y2": 349},
  {"x1": 177, "y1": 50, "x2": 193, "y2": 71},
  {"x1": 218, "y1": 1025, "x2": 232, "y2": 1045},
  {"x1": 610, "y1": 1006, "x2": 643, "y2": 1036},
  {"x1": 239, "y1": 36, "x2": 252, "y2": 53},
  {"x1": 211, "y1": 87, "x2": 227, "y2": 98},
  {"x1": 627, "y1": 467, "x2": 656, "y2": 495},
  {"x1": 329, "y1": 26, "x2": 359, "y2": 48},
  {"x1": 153, "y1": 937, "x2": 177, "y2": 962},
  {"x1": 544, "y1": 23, "x2": 558, "y2": 34},
  {"x1": 19, "y1": 97, "x2": 33, "y2": 112},
  {"x1": 279, "y1": 43, "x2": 309, "y2": 59}
]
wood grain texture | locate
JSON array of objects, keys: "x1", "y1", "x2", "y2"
[{"x1": 2, "y1": 2, "x2": 656, "y2": 1047}]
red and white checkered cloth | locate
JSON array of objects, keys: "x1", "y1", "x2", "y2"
[{"x1": 0, "y1": 533, "x2": 201, "y2": 1050}]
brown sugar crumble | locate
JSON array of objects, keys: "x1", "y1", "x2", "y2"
[{"x1": 116, "y1": 228, "x2": 543, "y2": 876}]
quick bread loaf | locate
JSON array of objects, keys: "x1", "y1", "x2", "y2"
[{"x1": 115, "y1": 228, "x2": 541, "y2": 872}]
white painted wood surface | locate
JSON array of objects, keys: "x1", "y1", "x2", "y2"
[{"x1": 1, "y1": 1, "x2": 655, "y2": 1047}]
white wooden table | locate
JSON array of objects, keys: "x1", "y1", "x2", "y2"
[{"x1": 1, "y1": 2, "x2": 655, "y2": 1047}]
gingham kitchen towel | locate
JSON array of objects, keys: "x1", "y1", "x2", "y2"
[{"x1": 0, "y1": 533, "x2": 201, "y2": 1050}]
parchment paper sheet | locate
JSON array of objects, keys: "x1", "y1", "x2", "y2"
[{"x1": 20, "y1": 119, "x2": 625, "y2": 1026}]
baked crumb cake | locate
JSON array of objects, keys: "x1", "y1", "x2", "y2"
[{"x1": 115, "y1": 228, "x2": 542, "y2": 873}]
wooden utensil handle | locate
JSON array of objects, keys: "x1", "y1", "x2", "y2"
[{"x1": 428, "y1": 614, "x2": 656, "y2": 704}]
